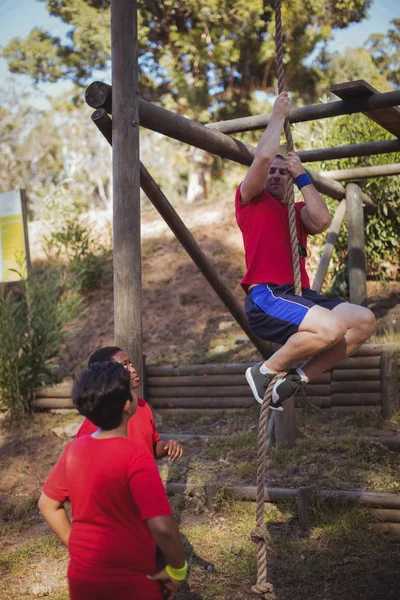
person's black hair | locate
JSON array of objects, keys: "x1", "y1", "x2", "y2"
[
  {"x1": 275, "y1": 153, "x2": 285, "y2": 160},
  {"x1": 88, "y1": 346, "x2": 122, "y2": 366},
  {"x1": 72, "y1": 362, "x2": 132, "y2": 430}
]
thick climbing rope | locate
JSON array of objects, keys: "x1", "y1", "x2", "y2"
[
  {"x1": 250, "y1": 374, "x2": 281, "y2": 600},
  {"x1": 250, "y1": 1, "x2": 302, "y2": 598},
  {"x1": 274, "y1": 0, "x2": 302, "y2": 298}
]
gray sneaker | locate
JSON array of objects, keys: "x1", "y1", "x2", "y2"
[
  {"x1": 245, "y1": 362, "x2": 275, "y2": 405},
  {"x1": 271, "y1": 369, "x2": 305, "y2": 410}
]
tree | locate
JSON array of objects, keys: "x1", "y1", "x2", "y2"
[
  {"x1": 365, "y1": 18, "x2": 400, "y2": 88},
  {"x1": 0, "y1": 84, "x2": 112, "y2": 218},
  {"x1": 294, "y1": 112, "x2": 400, "y2": 284},
  {"x1": 2, "y1": 0, "x2": 373, "y2": 118},
  {"x1": 316, "y1": 47, "x2": 394, "y2": 96}
]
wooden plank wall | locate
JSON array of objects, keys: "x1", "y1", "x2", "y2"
[
  {"x1": 147, "y1": 355, "x2": 382, "y2": 412},
  {"x1": 33, "y1": 344, "x2": 399, "y2": 415}
]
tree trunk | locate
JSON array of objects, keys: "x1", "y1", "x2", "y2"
[{"x1": 186, "y1": 148, "x2": 208, "y2": 203}]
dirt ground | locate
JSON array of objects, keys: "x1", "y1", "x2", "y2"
[{"x1": 1, "y1": 407, "x2": 400, "y2": 600}]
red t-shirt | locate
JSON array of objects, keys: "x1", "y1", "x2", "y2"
[
  {"x1": 42, "y1": 436, "x2": 172, "y2": 598},
  {"x1": 76, "y1": 398, "x2": 161, "y2": 455},
  {"x1": 235, "y1": 186, "x2": 310, "y2": 291}
]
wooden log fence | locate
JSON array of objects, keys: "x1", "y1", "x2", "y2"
[
  {"x1": 34, "y1": 344, "x2": 399, "y2": 416},
  {"x1": 165, "y1": 482, "x2": 400, "y2": 535}
]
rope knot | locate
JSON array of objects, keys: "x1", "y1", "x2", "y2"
[
  {"x1": 250, "y1": 525, "x2": 267, "y2": 544},
  {"x1": 251, "y1": 581, "x2": 275, "y2": 599}
]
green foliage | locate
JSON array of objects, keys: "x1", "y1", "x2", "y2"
[
  {"x1": 366, "y1": 18, "x2": 400, "y2": 87},
  {"x1": 295, "y1": 112, "x2": 400, "y2": 282},
  {"x1": 2, "y1": 0, "x2": 372, "y2": 116},
  {"x1": 45, "y1": 212, "x2": 113, "y2": 292},
  {"x1": 0, "y1": 87, "x2": 112, "y2": 218},
  {"x1": 0, "y1": 267, "x2": 83, "y2": 421},
  {"x1": 317, "y1": 47, "x2": 393, "y2": 95}
]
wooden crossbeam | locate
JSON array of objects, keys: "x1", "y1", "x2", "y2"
[{"x1": 331, "y1": 80, "x2": 400, "y2": 138}]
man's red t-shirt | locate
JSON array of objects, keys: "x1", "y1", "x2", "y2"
[
  {"x1": 42, "y1": 436, "x2": 172, "y2": 599},
  {"x1": 76, "y1": 398, "x2": 161, "y2": 455},
  {"x1": 235, "y1": 186, "x2": 310, "y2": 291}
]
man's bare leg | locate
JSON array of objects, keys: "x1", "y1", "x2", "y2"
[
  {"x1": 247, "y1": 303, "x2": 375, "y2": 407},
  {"x1": 265, "y1": 305, "x2": 348, "y2": 373},
  {"x1": 301, "y1": 303, "x2": 376, "y2": 380}
]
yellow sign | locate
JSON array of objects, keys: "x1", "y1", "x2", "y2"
[{"x1": 0, "y1": 190, "x2": 27, "y2": 282}]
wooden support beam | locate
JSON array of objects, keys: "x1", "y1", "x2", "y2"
[
  {"x1": 86, "y1": 81, "x2": 256, "y2": 166},
  {"x1": 110, "y1": 0, "x2": 143, "y2": 395},
  {"x1": 206, "y1": 88, "x2": 400, "y2": 133},
  {"x1": 346, "y1": 183, "x2": 367, "y2": 307},
  {"x1": 297, "y1": 487, "x2": 312, "y2": 536},
  {"x1": 298, "y1": 139, "x2": 400, "y2": 163},
  {"x1": 90, "y1": 108, "x2": 274, "y2": 359},
  {"x1": 85, "y1": 82, "x2": 400, "y2": 188},
  {"x1": 273, "y1": 396, "x2": 296, "y2": 449},
  {"x1": 85, "y1": 81, "x2": 400, "y2": 133},
  {"x1": 323, "y1": 162, "x2": 400, "y2": 181},
  {"x1": 331, "y1": 80, "x2": 400, "y2": 138},
  {"x1": 306, "y1": 170, "x2": 346, "y2": 201},
  {"x1": 312, "y1": 199, "x2": 347, "y2": 294},
  {"x1": 308, "y1": 171, "x2": 374, "y2": 210}
]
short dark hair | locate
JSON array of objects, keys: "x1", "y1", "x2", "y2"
[
  {"x1": 88, "y1": 346, "x2": 122, "y2": 366},
  {"x1": 275, "y1": 154, "x2": 285, "y2": 160},
  {"x1": 72, "y1": 362, "x2": 132, "y2": 430}
]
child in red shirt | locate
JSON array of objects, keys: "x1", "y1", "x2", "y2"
[
  {"x1": 39, "y1": 362, "x2": 187, "y2": 600},
  {"x1": 76, "y1": 346, "x2": 183, "y2": 461}
]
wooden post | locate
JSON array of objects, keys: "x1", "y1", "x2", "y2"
[
  {"x1": 111, "y1": 0, "x2": 143, "y2": 395},
  {"x1": 312, "y1": 199, "x2": 346, "y2": 294},
  {"x1": 381, "y1": 349, "x2": 399, "y2": 419},
  {"x1": 20, "y1": 189, "x2": 31, "y2": 274},
  {"x1": 346, "y1": 183, "x2": 367, "y2": 307},
  {"x1": 273, "y1": 396, "x2": 296, "y2": 448},
  {"x1": 297, "y1": 487, "x2": 312, "y2": 537}
]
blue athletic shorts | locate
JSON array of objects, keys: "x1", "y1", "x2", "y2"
[{"x1": 245, "y1": 283, "x2": 344, "y2": 345}]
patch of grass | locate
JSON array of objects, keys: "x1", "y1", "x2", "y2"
[
  {"x1": 0, "y1": 535, "x2": 67, "y2": 574},
  {"x1": 267, "y1": 425, "x2": 400, "y2": 493},
  {"x1": 371, "y1": 325, "x2": 400, "y2": 344},
  {"x1": 0, "y1": 495, "x2": 41, "y2": 527},
  {"x1": 390, "y1": 410, "x2": 400, "y2": 428},
  {"x1": 204, "y1": 431, "x2": 256, "y2": 460},
  {"x1": 182, "y1": 501, "x2": 296, "y2": 599},
  {"x1": 159, "y1": 459, "x2": 190, "y2": 483},
  {"x1": 344, "y1": 408, "x2": 387, "y2": 429},
  {"x1": 235, "y1": 460, "x2": 257, "y2": 479}
]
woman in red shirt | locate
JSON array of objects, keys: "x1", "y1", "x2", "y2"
[{"x1": 38, "y1": 362, "x2": 187, "y2": 600}]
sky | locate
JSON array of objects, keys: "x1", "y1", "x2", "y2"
[{"x1": 0, "y1": 0, "x2": 399, "y2": 109}]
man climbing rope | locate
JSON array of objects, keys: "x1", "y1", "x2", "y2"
[{"x1": 236, "y1": 91, "x2": 376, "y2": 410}]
